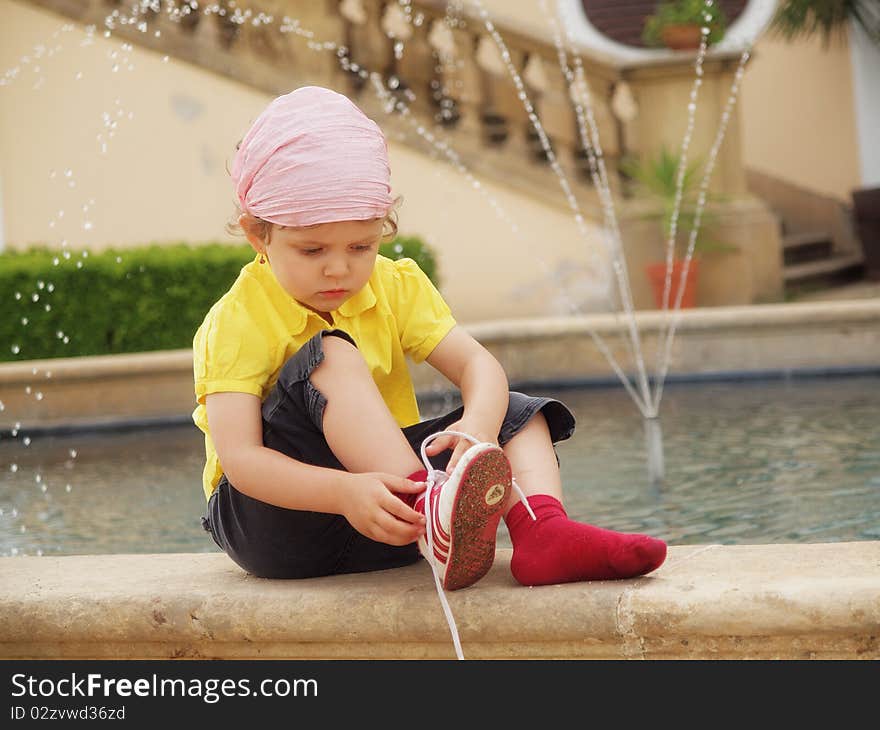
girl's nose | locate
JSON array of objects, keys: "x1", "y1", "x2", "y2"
[{"x1": 324, "y1": 256, "x2": 349, "y2": 278}]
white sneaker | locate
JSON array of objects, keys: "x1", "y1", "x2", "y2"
[{"x1": 415, "y1": 433, "x2": 511, "y2": 591}]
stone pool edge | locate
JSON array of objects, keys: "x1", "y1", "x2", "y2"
[
  {"x1": 1, "y1": 543, "x2": 878, "y2": 660},
  {"x1": 2, "y1": 299, "x2": 879, "y2": 433}
]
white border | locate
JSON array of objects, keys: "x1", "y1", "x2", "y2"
[
  {"x1": 849, "y1": 19, "x2": 880, "y2": 187},
  {"x1": 556, "y1": 0, "x2": 780, "y2": 65}
]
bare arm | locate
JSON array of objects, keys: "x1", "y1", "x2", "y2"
[
  {"x1": 205, "y1": 391, "x2": 425, "y2": 545},
  {"x1": 424, "y1": 326, "x2": 510, "y2": 467},
  {"x1": 206, "y1": 392, "x2": 346, "y2": 512}
]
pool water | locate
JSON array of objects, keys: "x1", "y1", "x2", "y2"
[{"x1": 1, "y1": 375, "x2": 879, "y2": 557}]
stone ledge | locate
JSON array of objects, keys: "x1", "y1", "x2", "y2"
[
  {"x1": 1, "y1": 543, "x2": 878, "y2": 660},
  {"x1": 3, "y1": 300, "x2": 879, "y2": 433}
]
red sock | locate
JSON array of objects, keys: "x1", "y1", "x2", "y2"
[{"x1": 506, "y1": 494, "x2": 667, "y2": 586}]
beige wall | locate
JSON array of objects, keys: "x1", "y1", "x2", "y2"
[
  {"x1": 739, "y1": 31, "x2": 862, "y2": 203},
  {"x1": 0, "y1": 0, "x2": 612, "y2": 323},
  {"x1": 0, "y1": 0, "x2": 269, "y2": 251}
]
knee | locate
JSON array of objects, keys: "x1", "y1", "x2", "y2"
[
  {"x1": 316, "y1": 332, "x2": 368, "y2": 375},
  {"x1": 512, "y1": 409, "x2": 550, "y2": 439}
]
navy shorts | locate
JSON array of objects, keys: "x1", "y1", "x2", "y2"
[{"x1": 201, "y1": 329, "x2": 575, "y2": 579}]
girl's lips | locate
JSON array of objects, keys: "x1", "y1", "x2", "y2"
[{"x1": 319, "y1": 289, "x2": 347, "y2": 297}]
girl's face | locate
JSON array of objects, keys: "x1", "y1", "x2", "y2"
[{"x1": 243, "y1": 216, "x2": 385, "y2": 318}]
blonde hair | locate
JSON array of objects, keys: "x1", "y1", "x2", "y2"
[{"x1": 226, "y1": 195, "x2": 403, "y2": 246}]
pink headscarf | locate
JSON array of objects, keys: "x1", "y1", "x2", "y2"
[{"x1": 231, "y1": 86, "x2": 393, "y2": 227}]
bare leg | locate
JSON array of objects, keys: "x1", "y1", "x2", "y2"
[
  {"x1": 500, "y1": 411, "x2": 562, "y2": 515},
  {"x1": 310, "y1": 335, "x2": 424, "y2": 477}
]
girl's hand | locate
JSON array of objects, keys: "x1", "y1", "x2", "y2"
[
  {"x1": 423, "y1": 420, "x2": 498, "y2": 475},
  {"x1": 339, "y1": 472, "x2": 427, "y2": 546}
]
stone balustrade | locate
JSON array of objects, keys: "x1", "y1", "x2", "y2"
[{"x1": 25, "y1": 0, "x2": 748, "y2": 214}]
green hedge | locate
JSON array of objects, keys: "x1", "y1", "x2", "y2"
[
  {"x1": 381, "y1": 235, "x2": 438, "y2": 284},
  {"x1": 0, "y1": 235, "x2": 438, "y2": 363}
]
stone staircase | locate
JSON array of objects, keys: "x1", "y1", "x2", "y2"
[
  {"x1": 747, "y1": 169, "x2": 866, "y2": 300},
  {"x1": 782, "y1": 228, "x2": 865, "y2": 298}
]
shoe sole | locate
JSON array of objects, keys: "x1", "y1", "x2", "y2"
[{"x1": 443, "y1": 445, "x2": 512, "y2": 591}]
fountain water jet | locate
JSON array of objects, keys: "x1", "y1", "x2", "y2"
[{"x1": 463, "y1": 0, "x2": 756, "y2": 478}]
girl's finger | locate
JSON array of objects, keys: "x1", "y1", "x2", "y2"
[
  {"x1": 375, "y1": 510, "x2": 424, "y2": 544},
  {"x1": 428, "y1": 435, "x2": 452, "y2": 449},
  {"x1": 427, "y1": 435, "x2": 455, "y2": 454},
  {"x1": 446, "y1": 442, "x2": 468, "y2": 474},
  {"x1": 384, "y1": 474, "x2": 426, "y2": 492},
  {"x1": 385, "y1": 494, "x2": 426, "y2": 525}
]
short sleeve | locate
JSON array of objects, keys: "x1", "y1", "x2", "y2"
[
  {"x1": 388, "y1": 257, "x2": 457, "y2": 363},
  {"x1": 193, "y1": 298, "x2": 273, "y2": 404}
]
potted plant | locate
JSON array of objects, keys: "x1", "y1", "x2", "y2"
[
  {"x1": 620, "y1": 146, "x2": 736, "y2": 308},
  {"x1": 642, "y1": 0, "x2": 729, "y2": 50}
]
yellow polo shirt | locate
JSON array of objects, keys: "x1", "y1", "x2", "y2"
[{"x1": 192, "y1": 254, "x2": 456, "y2": 501}]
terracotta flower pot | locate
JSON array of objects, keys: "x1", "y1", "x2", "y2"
[
  {"x1": 646, "y1": 259, "x2": 700, "y2": 309},
  {"x1": 661, "y1": 24, "x2": 703, "y2": 50}
]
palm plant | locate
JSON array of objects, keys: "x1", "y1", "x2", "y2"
[
  {"x1": 769, "y1": 0, "x2": 880, "y2": 48},
  {"x1": 620, "y1": 146, "x2": 734, "y2": 256}
]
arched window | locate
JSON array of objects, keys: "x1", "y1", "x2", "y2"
[{"x1": 580, "y1": 0, "x2": 749, "y2": 48}]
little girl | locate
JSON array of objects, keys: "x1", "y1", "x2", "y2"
[{"x1": 194, "y1": 86, "x2": 666, "y2": 603}]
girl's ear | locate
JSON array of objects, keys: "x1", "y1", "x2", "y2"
[{"x1": 239, "y1": 214, "x2": 267, "y2": 254}]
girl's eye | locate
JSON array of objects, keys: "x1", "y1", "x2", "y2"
[
  {"x1": 301, "y1": 248, "x2": 322, "y2": 255},
  {"x1": 352, "y1": 244, "x2": 373, "y2": 252}
]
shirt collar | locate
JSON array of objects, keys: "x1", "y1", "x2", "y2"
[{"x1": 337, "y1": 280, "x2": 377, "y2": 318}]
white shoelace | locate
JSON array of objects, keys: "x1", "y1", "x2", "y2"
[{"x1": 418, "y1": 430, "x2": 536, "y2": 660}]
